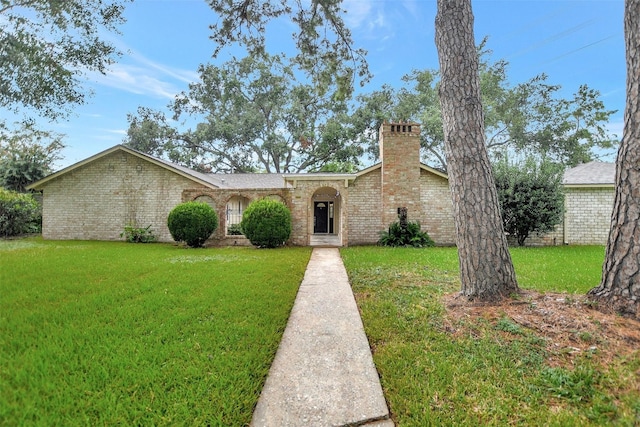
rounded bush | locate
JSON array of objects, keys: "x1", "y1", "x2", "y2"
[
  {"x1": 241, "y1": 199, "x2": 291, "y2": 248},
  {"x1": 167, "y1": 201, "x2": 218, "y2": 248}
]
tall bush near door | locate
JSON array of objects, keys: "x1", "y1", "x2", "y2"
[
  {"x1": 241, "y1": 199, "x2": 291, "y2": 248},
  {"x1": 167, "y1": 201, "x2": 218, "y2": 248}
]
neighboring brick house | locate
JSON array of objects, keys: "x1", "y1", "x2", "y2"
[
  {"x1": 527, "y1": 161, "x2": 615, "y2": 246},
  {"x1": 561, "y1": 161, "x2": 615, "y2": 245},
  {"x1": 28, "y1": 122, "x2": 457, "y2": 246}
]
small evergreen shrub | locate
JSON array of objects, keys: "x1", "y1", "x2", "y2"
[
  {"x1": 241, "y1": 199, "x2": 291, "y2": 248},
  {"x1": 0, "y1": 187, "x2": 41, "y2": 237},
  {"x1": 227, "y1": 223, "x2": 244, "y2": 235},
  {"x1": 167, "y1": 201, "x2": 218, "y2": 248},
  {"x1": 378, "y1": 221, "x2": 435, "y2": 248},
  {"x1": 121, "y1": 225, "x2": 157, "y2": 243}
]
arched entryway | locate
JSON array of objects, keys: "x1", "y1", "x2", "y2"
[
  {"x1": 310, "y1": 187, "x2": 342, "y2": 246},
  {"x1": 226, "y1": 195, "x2": 250, "y2": 235}
]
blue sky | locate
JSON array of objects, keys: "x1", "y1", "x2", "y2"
[{"x1": 38, "y1": 0, "x2": 625, "y2": 169}]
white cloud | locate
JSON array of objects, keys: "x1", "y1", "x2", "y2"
[
  {"x1": 607, "y1": 119, "x2": 624, "y2": 140},
  {"x1": 132, "y1": 53, "x2": 199, "y2": 85},
  {"x1": 401, "y1": 0, "x2": 420, "y2": 17},
  {"x1": 83, "y1": 37, "x2": 200, "y2": 100},
  {"x1": 86, "y1": 63, "x2": 187, "y2": 100},
  {"x1": 342, "y1": 0, "x2": 374, "y2": 29},
  {"x1": 103, "y1": 128, "x2": 128, "y2": 135}
]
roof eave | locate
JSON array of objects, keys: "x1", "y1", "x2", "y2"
[
  {"x1": 26, "y1": 145, "x2": 220, "y2": 191},
  {"x1": 563, "y1": 183, "x2": 615, "y2": 188}
]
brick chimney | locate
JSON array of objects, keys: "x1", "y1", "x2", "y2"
[{"x1": 379, "y1": 121, "x2": 421, "y2": 228}]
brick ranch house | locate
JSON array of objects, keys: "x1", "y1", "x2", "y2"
[
  {"x1": 27, "y1": 122, "x2": 615, "y2": 247},
  {"x1": 28, "y1": 122, "x2": 456, "y2": 246}
]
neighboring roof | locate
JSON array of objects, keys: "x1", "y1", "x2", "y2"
[{"x1": 563, "y1": 161, "x2": 615, "y2": 187}]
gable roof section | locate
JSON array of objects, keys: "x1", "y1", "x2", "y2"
[
  {"x1": 420, "y1": 164, "x2": 448, "y2": 180},
  {"x1": 563, "y1": 161, "x2": 615, "y2": 188},
  {"x1": 27, "y1": 145, "x2": 225, "y2": 191},
  {"x1": 355, "y1": 163, "x2": 449, "y2": 180},
  {"x1": 27, "y1": 144, "x2": 450, "y2": 192}
]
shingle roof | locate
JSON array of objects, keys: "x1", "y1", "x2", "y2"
[
  {"x1": 28, "y1": 144, "x2": 448, "y2": 191},
  {"x1": 563, "y1": 161, "x2": 615, "y2": 186},
  {"x1": 209, "y1": 173, "x2": 291, "y2": 189}
]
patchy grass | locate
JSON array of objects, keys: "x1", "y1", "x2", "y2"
[
  {"x1": 341, "y1": 246, "x2": 640, "y2": 426},
  {"x1": 0, "y1": 237, "x2": 311, "y2": 426}
]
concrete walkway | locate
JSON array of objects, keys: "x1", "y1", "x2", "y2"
[{"x1": 251, "y1": 248, "x2": 393, "y2": 427}]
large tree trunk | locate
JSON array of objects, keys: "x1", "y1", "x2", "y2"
[
  {"x1": 589, "y1": 0, "x2": 640, "y2": 318},
  {"x1": 435, "y1": 0, "x2": 518, "y2": 300}
]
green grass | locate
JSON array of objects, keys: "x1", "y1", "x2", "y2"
[
  {"x1": 341, "y1": 246, "x2": 640, "y2": 426},
  {"x1": 510, "y1": 245, "x2": 606, "y2": 293},
  {"x1": 0, "y1": 238, "x2": 311, "y2": 426}
]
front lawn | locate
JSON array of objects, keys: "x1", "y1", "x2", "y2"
[
  {"x1": 341, "y1": 246, "x2": 640, "y2": 426},
  {"x1": 0, "y1": 238, "x2": 311, "y2": 426}
]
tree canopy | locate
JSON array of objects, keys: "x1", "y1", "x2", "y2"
[
  {"x1": 353, "y1": 45, "x2": 617, "y2": 170},
  {"x1": 207, "y1": 0, "x2": 370, "y2": 100},
  {"x1": 126, "y1": 53, "x2": 364, "y2": 173},
  {"x1": 0, "y1": 0, "x2": 129, "y2": 120},
  {"x1": 0, "y1": 122, "x2": 64, "y2": 192}
]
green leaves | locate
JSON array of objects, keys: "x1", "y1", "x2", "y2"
[
  {"x1": 207, "y1": 0, "x2": 370, "y2": 100},
  {"x1": 0, "y1": 187, "x2": 41, "y2": 237},
  {"x1": 352, "y1": 46, "x2": 617, "y2": 170},
  {"x1": 241, "y1": 198, "x2": 292, "y2": 248},
  {"x1": 378, "y1": 221, "x2": 435, "y2": 248},
  {"x1": 493, "y1": 157, "x2": 565, "y2": 246},
  {"x1": 167, "y1": 202, "x2": 219, "y2": 248},
  {"x1": 0, "y1": 122, "x2": 65, "y2": 192},
  {"x1": 0, "y1": 0, "x2": 130, "y2": 119},
  {"x1": 126, "y1": 53, "x2": 363, "y2": 173}
]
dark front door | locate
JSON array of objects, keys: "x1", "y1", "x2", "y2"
[{"x1": 314, "y1": 202, "x2": 328, "y2": 233}]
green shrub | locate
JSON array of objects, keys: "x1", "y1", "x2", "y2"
[
  {"x1": 167, "y1": 201, "x2": 218, "y2": 248},
  {"x1": 227, "y1": 223, "x2": 244, "y2": 235},
  {"x1": 378, "y1": 221, "x2": 435, "y2": 248},
  {"x1": 241, "y1": 199, "x2": 291, "y2": 248},
  {"x1": 493, "y1": 157, "x2": 564, "y2": 246},
  {"x1": 121, "y1": 225, "x2": 157, "y2": 243},
  {"x1": 0, "y1": 187, "x2": 41, "y2": 237}
]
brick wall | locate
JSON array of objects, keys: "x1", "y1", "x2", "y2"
[
  {"x1": 563, "y1": 187, "x2": 613, "y2": 245},
  {"x1": 380, "y1": 122, "x2": 421, "y2": 227},
  {"x1": 41, "y1": 151, "x2": 207, "y2": 242},
  {"x1": 184, "y1": 179, "x2": 353, "y2": 246},
  {"x1": 182, "y1": 188, "x2": 294, "y2": 245},
  {"x1": 513, "y1": 186, "x2": 613, "y2": 246},
  {"x1": 348, "y1": 168, "x2": 382, "y2": 245},
  {"x1": 286, "y1": 180, "x2": 350, "y2": 246},
  {"x1": 417, "y1": 170, "x2": 456, "y2": 245}
]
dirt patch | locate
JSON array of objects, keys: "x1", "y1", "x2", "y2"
[{"x1": 442, "y1": 290, "x2": 640, "y2": 368}]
